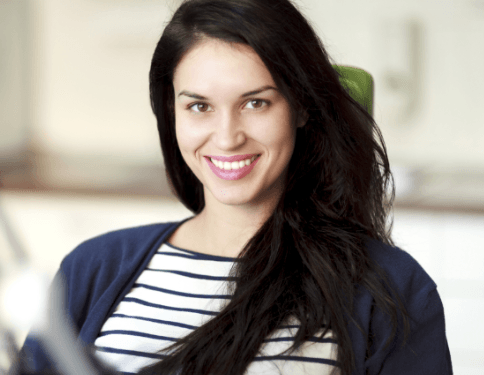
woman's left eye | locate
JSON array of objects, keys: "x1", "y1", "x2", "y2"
[{"x1": 245, "y1": 99, "x2": 268, "y2": 110}]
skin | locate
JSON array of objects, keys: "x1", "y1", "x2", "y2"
[{"x1": 168, "y1": 38, "x2": 307, "y2": 258}]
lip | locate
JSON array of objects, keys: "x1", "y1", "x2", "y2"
[
  {"x1": 205, "y1": 155, "x2": 260, "y2": 181},
  {"x1": 205, "y1": 153, "x2": 259, "y2": 162}
]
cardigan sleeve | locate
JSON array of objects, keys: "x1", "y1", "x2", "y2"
[
  {"x1": 367, "y1": 289, "x2": 452, "y2": 375},
  {"x1": 356, "y1": 240, "x2": 453, "y2": 375},
  {"x1": 364, "y1": 285, "x2": 453, "y2": 374}
]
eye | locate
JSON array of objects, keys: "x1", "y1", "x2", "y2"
[
  {"x1": 188, "y1": 102, "x2": 212, "y2": 113},
  {"x1": 245, "y1": 99, "x2": 268, "y2": 110}
]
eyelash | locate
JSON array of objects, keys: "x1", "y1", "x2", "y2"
[{"x1": 187, "y1": 99, "x2": 270, "y2": 113}]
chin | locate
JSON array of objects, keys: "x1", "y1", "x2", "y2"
[{"x1": 212, "y1": 191, "x2": 256, "y2": 206}]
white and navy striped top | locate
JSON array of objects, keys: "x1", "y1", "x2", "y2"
[{"x1": 94, "y1": 242, "x2": 339, "y2": 374}]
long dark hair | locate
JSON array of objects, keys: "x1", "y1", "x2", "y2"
[{"x1": 144, "y1": 0, "x2": 409, "y2": 374}]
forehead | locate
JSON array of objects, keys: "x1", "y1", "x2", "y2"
[{"x1": 173, "y1": 39, "x2": 276, "y2": 91}]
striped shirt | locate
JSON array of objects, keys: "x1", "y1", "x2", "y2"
[{"x1": 93, "y1": 242, "x2": 338, "y2": 374}]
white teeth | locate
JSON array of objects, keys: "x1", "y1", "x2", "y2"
[{"x1": 210, "y1": 156, "x2": 259, "y2": 170}]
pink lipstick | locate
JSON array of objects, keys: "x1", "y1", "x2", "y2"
[{"x1": 205, "y1": 155, "x2": 260, "y2": 181}]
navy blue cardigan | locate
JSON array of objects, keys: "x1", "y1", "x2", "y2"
[{"x1": 18, "y1": 220, "x2": 453, "y2": 374}]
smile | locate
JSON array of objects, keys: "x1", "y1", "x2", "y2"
[
  {"x1": 204, "y1": 154, "x2": 261, "y2": 181},
  {"x1": 210, "y1": 155, "x2": 258, "y2": 170}
]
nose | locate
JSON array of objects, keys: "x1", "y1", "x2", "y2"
[{"x1": 211, "y1": 112, "x2": 246, "y2": 150}]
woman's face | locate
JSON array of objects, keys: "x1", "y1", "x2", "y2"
[{"x1": 173, "y1": 39, "x2": 301, "y2": 209}]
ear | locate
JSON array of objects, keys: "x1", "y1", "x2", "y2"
[{"x1": 297, "y1": 109, "x2": 309, "y2": 128}]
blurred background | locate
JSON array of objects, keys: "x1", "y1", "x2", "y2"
[{"x1": 0, "y1": 0, "x2": 483, "y2": 373}]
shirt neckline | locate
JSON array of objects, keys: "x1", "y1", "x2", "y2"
[{"x1": 163, "y1": 240, "x2": 239, "y2": 261}]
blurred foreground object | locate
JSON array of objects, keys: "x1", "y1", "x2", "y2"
[{"x1": 0, "y1": 198, "x2": 116, "y2": 375}]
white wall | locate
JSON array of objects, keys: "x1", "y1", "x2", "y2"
[
  {"x1": 297, "y1": 0, "x2": 484, "y2": 169},
  {"x1": 0, "y1": 1, "x2": 29, "y2": 158},
  {"x1": 11, "y1": 0, "x2": 484, "y2": 171},
  {"x1": 29, "y1": 0, "x2": 171, "y2": 163}
]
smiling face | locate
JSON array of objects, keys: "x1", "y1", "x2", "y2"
[{"x1": 173, "y1": 38, "x2": 302, "y2": 210}]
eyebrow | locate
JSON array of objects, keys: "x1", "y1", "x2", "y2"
[{"x1": 177, "y1": 85, "x2": 278, "y2": 100}]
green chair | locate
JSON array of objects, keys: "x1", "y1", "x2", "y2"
[{"x1": 332, "y1": 65, "x2": 374, "y2": 116}]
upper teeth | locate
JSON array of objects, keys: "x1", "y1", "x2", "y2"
[{"x1": 210, "y1": 155, "x2": 257, "y2": 170}]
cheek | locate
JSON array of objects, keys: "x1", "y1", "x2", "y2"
[
  {"x1": 175, "y1": 116, "x2": 209, "y2": 155},
  {"x1": 252, "y1": 112, "x2": 296, "y2": 156},
  {"x1": 175, "y1": 122, "x2": 208, "y2": 181}
]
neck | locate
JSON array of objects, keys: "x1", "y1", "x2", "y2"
[{"x1": 194, "y1": 190, "x2": 281, "y2": 258}]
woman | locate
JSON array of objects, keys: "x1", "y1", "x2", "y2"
[{"x1": 19, "y1": 0, "x2": 452, "y2": 374}]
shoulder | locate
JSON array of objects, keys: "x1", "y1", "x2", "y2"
[
  {"x1": 363, "y1": 239, "x2": 441, "y2": 324},
  {"x1": 56, "y1": 221, "x2": 185, "y2": 327},
  {"x1": 365, "y1": 238, "x2": 437, "y2": 300},
  {"x1": 359, "y1": 242, "x2": 452, "y2": 373},
  {"x1": 60, "y1": 221, "x2": 181, "y2": 277}
]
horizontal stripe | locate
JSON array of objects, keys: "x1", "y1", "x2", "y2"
[
  {"x1": 99, "y1": 330, "x2": 178, "y2": 342},
  {"x1": 164, "y1": 242, "x2": 239, "y2": 261},
  {"x1": 253, "y1": 355, "x2": 338, "y2": 366},
  {"x1": 157, "y1": 251, "x2": 235, "y2": 262},
  {"x1": 96, "y1": 346, "x2": 166, "y2": 360},
  {"x1": 110, "y1": 300, "x2": 220, "y2": 329},
  {"x1": 264, "y1": 336, "x2": 336, "y2": 344},
  {"x1": 123, "y1": 297, "x2": 219, "y2": 316},
  {"x1": 145, "y1": 268, "x2": 237, "y2": 281},
  {"x1": 122, "y1": 287, "x2": 228, "y2": 314},
  {"x1": 133, "y1": 283, "x2": 232, "y2": 299},
  {"x1": 110, "y1": 313, "x2": 197, "y2": 330},
  {"x1": 147, "y1": 252, "x2": 234, "y2": 279},
  {"x1": 133, "y1": 274, "x2": 231, "y2": 308}
]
